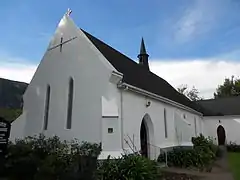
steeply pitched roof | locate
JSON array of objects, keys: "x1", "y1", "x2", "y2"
[
  {"x1": 81, "y1": 29, "x2": 203, "y2": 113},
  {"x1": 197, "y1": 96, "x2": 240, "y2": 116}
]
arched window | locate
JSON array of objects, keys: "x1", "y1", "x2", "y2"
[
  {"x1": 43, "y1": 84, "x2": 51, "y2": 130},
  {"x1": 66, "y1": 77, "x2": 74, "y2": 129},
  {"x1": 164, "y1": 108, "x2": 168, "y2": 138}
]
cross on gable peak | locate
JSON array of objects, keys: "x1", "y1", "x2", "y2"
[
  {"x1": 66, "y1": 8, "x2": 72, "y2": 16},
  {"x1": 47, "y1": 36, "x2": 77, "y2": 52}
]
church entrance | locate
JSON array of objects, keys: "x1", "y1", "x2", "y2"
[
  {"x1": 140, "y1": 114, "x2": 154, "y2": 159},
  {"x1": 140, "y1": 121, "x2": 148, "y2": 157},
  {"x1": 217, "y1": 125, "x2": 226, "y2": 145}
]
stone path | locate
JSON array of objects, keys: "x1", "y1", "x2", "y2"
[
  {"x1": 161, "y1": 148, "x2": 234, "y2": 180},
  {"x1": 201, "y1": 151, "x2": 234, "y2": 180}
]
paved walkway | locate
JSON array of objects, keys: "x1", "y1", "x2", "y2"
[
  {"x1": 201, "y1": 151, "x2": 234, "y2": 180},
  {"x1": 161, "y1": 148, "x2": 234, "y2": 180}
]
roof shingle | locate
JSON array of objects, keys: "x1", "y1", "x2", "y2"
[{"x1": 197, "y1": 96, "x2": 240, "y2": 116}]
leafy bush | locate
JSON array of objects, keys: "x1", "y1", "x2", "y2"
[
  {"x1": 158, "y1": 134, "x2": 217, "y2": 170},
  {"x1": 96, "y1": 157, "x2": 120, "y2": 179},
  {"x1": 97, "y1": 153, "x2": 158, "y2": 180},
  {"x1": 192, "y1": 134, "x2": 216, "y2": 160},
  {"x1": 192, "y1": 134, "x2": 217, "y2": 155},
  {"x1": 4, "y1": 134, "x2": 159, "y2": 179},
  {"x1": 192, "y1": 134, "x2": 225, "y2": 158},
  {"x1": 4, "y1": 134, "x2": 101, "y2": 180},
  {"x1": 158, "y1": 147, "x2": 209, "y2": 169},
  {"x1": 227, "y1": 141, "x2": 240, "y2": 152}
]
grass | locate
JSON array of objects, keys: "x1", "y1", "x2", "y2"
[{"x1": 228, "y1": 152, "x2": 240, "y2": 180}]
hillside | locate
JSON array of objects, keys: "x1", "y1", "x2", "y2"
[{"x1": 0, "y1": 78, "x2": 28, "y2": 121}]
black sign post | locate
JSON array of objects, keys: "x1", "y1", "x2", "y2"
[{"x1": 0, "y1": 117, "x2": 11, "y2": 175}]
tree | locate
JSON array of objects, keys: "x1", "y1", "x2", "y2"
[
  {"x1": 177, "y1": 84, "x2": 203, "y2": 101},
  {"x1": 214, "y1": 76, "x2": 240, "y2": 98}
]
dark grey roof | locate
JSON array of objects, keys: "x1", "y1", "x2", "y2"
[
  {"x1": 197, "y1": 96, "x2": 240, "y2": 116},
  {"x1": 81, "y1": 29, "x2": 203, "y2": 113}
]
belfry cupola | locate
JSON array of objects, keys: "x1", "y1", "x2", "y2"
[{"x1": 138, "y1": 38, "x2": 149, "y2": 70}]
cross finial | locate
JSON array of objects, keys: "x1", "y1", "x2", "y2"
[{"x1": 66, "y1": 8, "x2": 72, "y2": 16}]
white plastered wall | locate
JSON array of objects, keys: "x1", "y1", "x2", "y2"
[
  {"x1": 203, "y1": 116, "x2": 240, "y2": 144},
  {"x1": 10, "y1": 15, "x2": 121, "y2": 146},
  {"x1": 121, "y1": 90, "x2": 202, "y2": 159}
]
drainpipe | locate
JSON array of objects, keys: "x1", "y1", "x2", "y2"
[
  {"x1": 120, "y1": 90, "x2": 124, "y2": 150},
  {"x1": 118, "y1": 82, "x2": 128, "y2": 150}
]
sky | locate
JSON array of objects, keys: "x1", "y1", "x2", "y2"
[{"x1": 1, "y1": 0, "x2": 240, "y2": 99}]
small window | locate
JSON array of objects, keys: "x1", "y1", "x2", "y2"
[
  {"x1": 164, "y1": 108, "x2": 168, "y2": 138},
  {"x1": 108, "y1": 128, "x2": 113, "y2": 133}
]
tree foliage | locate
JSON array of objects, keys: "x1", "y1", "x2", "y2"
[
  {"x1": 0, "y1": 78, "x2": 27, "y2": 109},
  {"x1": 0, "y1": 108, "x2": 22, "y2": 122},
  {"x1": 177, "y1": 84, "x2": 203, "y2": 101},
  {"x1": 214, "y1": 76, "x2": 240, "y2": 98}
]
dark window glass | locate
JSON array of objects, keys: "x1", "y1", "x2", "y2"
[
  {"x1": 43, "y1": 85, "x2": 51, "y2": 130},
  {"x1": 66, "y1": 78, "x2": 74, "y2": 129}
]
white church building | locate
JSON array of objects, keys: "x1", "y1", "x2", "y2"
[{"x1": 10, "y1": 13, "x2": 240, "y2": 159}]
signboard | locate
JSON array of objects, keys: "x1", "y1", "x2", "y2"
[{"x1": 0, "y1": 117, "x2": 11, "y2": 156}]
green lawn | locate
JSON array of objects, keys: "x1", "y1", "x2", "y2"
[{"x1": 228, "y1": 152, "x2": 240, "y2": 180}]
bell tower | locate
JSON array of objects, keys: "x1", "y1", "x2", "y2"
[{"x1": 138, "y1": 38, "x2": 149, "y2": 70}]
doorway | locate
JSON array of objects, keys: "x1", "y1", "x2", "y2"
[
  {"x1": 217, "y1": 125, "x2": 226, "y2": 145},
  {"x1": 140, "y1": 114, "x2": 154, "y2": 158},
  {"x1": 140, "y1": 121, "x2": 148, "y2": 157}
]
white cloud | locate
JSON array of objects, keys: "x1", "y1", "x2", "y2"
[
  {"x1": 0, "y1": 62, "x2": 37, "y2": 83},
  {"x1": 150, "y1": 59, "x2": 240, "y2": 99},
  {"x1": 0, "y1": 51, "x2": 37, "y2": 83},
  {"x1": 1, "y1": 54, "x2": 240, "y2": 100},
  {"x1": 174, "y1": 0, "x2": 224, "y2": 43}
]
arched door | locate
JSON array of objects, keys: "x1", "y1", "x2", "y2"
[
  {"x1": 140, "y1": 121, "x2": 148, "y2": 157},
  {"x1": 140, "y1": 114, "x2": 154, "y2": 159},
  {"x1": 217, "y1": 125, "x2": 226, "y2": 145}
]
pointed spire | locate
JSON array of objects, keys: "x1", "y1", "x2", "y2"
[
  {"x1": 138, "y1": 37, "x2": 149, "y2": 70},
  {"x1": 140, "y1": 37, "x2": 147, "y2": 55}
]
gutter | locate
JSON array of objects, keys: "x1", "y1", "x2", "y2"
[
  {"x1": 118, "y1": 82, "x2": 203, "y2": 116},
  {"x1": 203, "y1": 115, "x2": 240, "y2": 118}
]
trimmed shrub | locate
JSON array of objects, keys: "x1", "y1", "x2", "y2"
[
  {"x1": 97, "y1": 153, "x2": 158, "y2": 180},
  {"x1": 192, "y1": 134, "x2": 217, "y2": 157},
  {"x1": 158, "y1": 147, "x2": 209, "y2": 169},
  {"x1": 158, "y1": 134, "x2": 217, "y2": 170},
  {"x1": 4, "y1": 134, "x2": 159, "y2": 179},
  {"x1": 4, "y1": 134, "x2": 101, "y2": 180},
  {"x1": 227, "y1": 142, "x2": 240, "y2": 152}
]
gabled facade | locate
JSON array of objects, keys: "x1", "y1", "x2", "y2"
[
  {"x1": 10, "y1": 14, "x2": 205, "y2": 159},
  {"x1": 197, "y1": 97, "x2": 240, "y2": 145}
]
